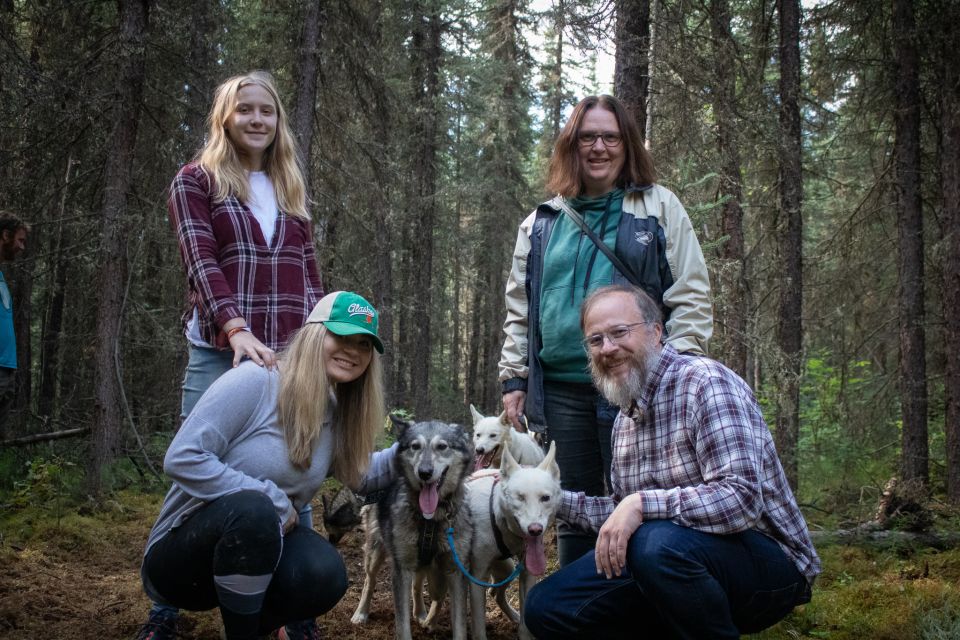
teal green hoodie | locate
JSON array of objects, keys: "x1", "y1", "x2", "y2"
[{"x1": 539, "y1": 189, "x2": 624, "y2": 382}]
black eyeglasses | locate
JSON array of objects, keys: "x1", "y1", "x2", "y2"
[
  {"x1": 582, "y1": 322, "x2": 649, "y2": 351},
  {"x1": 577, "y1": 131, "x2": 623, "y2": 147}
]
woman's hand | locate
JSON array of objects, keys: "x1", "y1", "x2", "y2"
[
  {"x1": 282, "y1": 508, "x2": 299, "y2": 534},
  {"x1": 223, "y1": 317, "x2": 276, "y2": 369},
  {"x1": 503, "y1": 390, "x2": 527, "y2": 432}
]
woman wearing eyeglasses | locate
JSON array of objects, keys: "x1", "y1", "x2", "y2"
[{"x1": 499, "y1": 94, "x2": 713, "y2": 567}]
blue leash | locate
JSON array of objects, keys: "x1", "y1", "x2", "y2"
[{"x1": 446, "y1": 527, "x2": 523, "y2": 588}]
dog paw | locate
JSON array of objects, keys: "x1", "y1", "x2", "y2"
[{"x1": 350, "y1": 612, "x2": 369, "y2": 625}]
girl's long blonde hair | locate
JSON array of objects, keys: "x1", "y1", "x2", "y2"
[
  {"x1": 198, "y1": 70, "x2": 308, "y2": 219},
  {"x1": 277, "y1": 323, "x2": 384, "y2": 488}
]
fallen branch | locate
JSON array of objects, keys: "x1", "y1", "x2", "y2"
[
  {"x1": 811, "y1": 525, "x2": 960, "y2": 550},
  {"x1": 0, "y1": 427, "x2": 91, "y2": 447}
]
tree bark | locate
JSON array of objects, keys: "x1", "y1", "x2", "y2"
[
  {"x1": 182, "y1": 1, "x2": 217, "y2": 148},
  {"x1": 407, "y1": 3, "x2": 443, "y2": 418},
  {"x1": 775, "y1": 0, "x2": 803, "y2": 489},
  {"x1": 892, "y1": 0, "x2": 928, "y2": 489},
  {"x1": 38, "y1": 152, "x2": 74, "y2": 420},
  {"x1": 292, "y1": 0, "x2": 323, "y2": 186},
  {"x1": 548, "y1": 1, "x2": 565, "y2": 144},
  {"x1": 88, "y1": 0, "x2": 149, "y2": 496},
  {"x1": 710, "y1": 0, "x2": 747, "y2": 378},
  {"x1": 614, "y1": 0, "x2": 651, "y2": 141},
  {"x1": 938, "y1": 4, "x2": 960, "y2": 504}
]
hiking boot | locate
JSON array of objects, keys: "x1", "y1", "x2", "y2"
[
  {"x1": 135, "y1": 609, "x2": 178, "y2": 640},
  {"x1": 277, "y1": 619, "x2": 321, "y2": 640}
]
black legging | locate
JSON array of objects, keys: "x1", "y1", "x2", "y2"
[{"x1": 143, "y1": 490, "x2": 347, "y2": 635}]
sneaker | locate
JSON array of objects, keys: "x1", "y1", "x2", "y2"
[
  {"x1": 277, "y1": 619, "x2": 320, "y2": 640},
  {"x1": 135, "y1": 609, "x2": 178, "y2": 640}
]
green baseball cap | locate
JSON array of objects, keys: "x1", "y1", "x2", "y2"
[{"x1": 306, "y1": 291, "x2": 384, "y2": 353}]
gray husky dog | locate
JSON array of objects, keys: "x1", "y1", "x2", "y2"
[{"x1": 352, "y1": 416, "x2": 474, "y2": 640}]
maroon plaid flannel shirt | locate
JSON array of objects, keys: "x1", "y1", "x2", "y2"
[
  {"x1": 169, "y1": 163, "x2": 324, "y2": 351},
  {"x1": 559, "y1": 344, "x2": 821, "y2": 584}
]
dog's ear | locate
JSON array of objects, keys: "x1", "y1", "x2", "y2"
[
  {"x1": 498, "y1": 411, "x2": 511, "y2": 427},
  {"x1": 500, "y1": 443, "x2": 519, "y2": 477},
  {"x1": 470, "y1": 404, "x2": 484, "y2": 425},
  {"x1": 452, "y1": 423, "x2": 472, "y2": 445},
  {"x1": 389, "y1": 413, "x2": 411, "y2": 436},
  {"x1": 539, "y1": 440, "x2": 560, "y2": 480},
  {"x1": 321, "y1": 492, "x2": 331, "y2": 512}
]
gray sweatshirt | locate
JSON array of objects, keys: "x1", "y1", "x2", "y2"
[{"x1": 144, "y1": 360, "x2": 395, "y2": 555}]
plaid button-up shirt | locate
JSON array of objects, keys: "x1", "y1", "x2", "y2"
[
  {"x1": 559, "y1": 344, "x2": 821, "y2": 584},
  {"x1": 169, "y1": 163, "x2": 323, "y2": 351}
]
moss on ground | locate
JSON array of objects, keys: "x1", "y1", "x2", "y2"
[
  {"x1": 2, "y1": 487, "x2": 959, "y2": 639},
  {"x1": 752, "y1": 545, "x2": 960, "y2": 639}
]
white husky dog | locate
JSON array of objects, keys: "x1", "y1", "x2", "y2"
[
  {"x1": 460, "y1": 441, "x2": 561, "y2": 640},
  {"x1": 470, "y1": 404, "x2": 544, "y2": 471}
]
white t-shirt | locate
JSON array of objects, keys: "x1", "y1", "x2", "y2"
[
  {"x1": 185, "y1": 172, "x2": 279, "y2": 347},
  {"x1": 247, "y1": 171, "x2": 278, "y2": 246}
]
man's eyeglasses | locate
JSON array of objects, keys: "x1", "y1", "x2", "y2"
[
  {"x1": 582, "y1": 322, "x2": 649, "y2": 351},
  {"x1": 577, "y1": 131, "x2": 623, "y2": 147}
]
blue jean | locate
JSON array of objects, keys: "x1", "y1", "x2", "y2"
[
  {"x1": 524, "y1": 520, "x2": 810, "y2": 639},
  {"x1": 180, "y1": 344, "x2": 234, "y2": 419},
  {"x1": 542, "y1": 379, "x2": 616, "y2": 566}
]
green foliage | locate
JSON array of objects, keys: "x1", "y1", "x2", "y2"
[
  {"x1": 918, "y1": 599, "x2": 960, "y2": 640},
  {"x1": 749, "y1": 545, "x2": 960, "y2": 640},
  {"x1": 756, "y1": 352, "x2": 902, "y2": 524},
  {"x1": 8, "y1": 455, "x2": 78, "y2": 529}
]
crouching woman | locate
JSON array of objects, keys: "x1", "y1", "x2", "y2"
[{"x1": 140, "y1": 291, "x2": 392, "y2": 640}]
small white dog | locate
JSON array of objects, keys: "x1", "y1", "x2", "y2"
[
  {"x1": 471, "y1": 404, "x2": 544, "y2": 471},
  {"x1": 461, "y1": 441, "x2": 561, "y2": 640}
]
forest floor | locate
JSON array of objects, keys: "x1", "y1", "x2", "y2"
[{"x1": 1, "y1": 487, "x2": 960, "y2": 640}]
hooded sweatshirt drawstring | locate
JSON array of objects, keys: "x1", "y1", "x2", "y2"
[{"x1": 569, "y1": 191, "x2": 615, "y2": 305}]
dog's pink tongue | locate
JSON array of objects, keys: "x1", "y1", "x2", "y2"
[
  {"x1": 525, "y1": 536, "x2": 547, "y2": 576},
  {"x1": 474, "y1": 451, "x2": 493, "y2": 472},
  {"x1": 419, "y1": 482, "x2": 439, "y2": 519}
]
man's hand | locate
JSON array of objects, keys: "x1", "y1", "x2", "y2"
[
  {"x1": 503, "y1": 390, "x2": 527, "y2": 432},
  {"x1": 595, "y1": 493, "x2": 644, "y2": 579}
]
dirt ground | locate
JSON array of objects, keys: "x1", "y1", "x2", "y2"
[{"x1": 0, "y1": 492, "x2": 534, "y2": 640}]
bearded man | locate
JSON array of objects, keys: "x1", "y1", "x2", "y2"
[{"x1": 523, "y1": 284, "x2": 820, "y2": 639}]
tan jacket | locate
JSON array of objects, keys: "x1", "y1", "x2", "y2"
[{"x1": 499, "y1": 185, "x2": 713, "y2": 387}]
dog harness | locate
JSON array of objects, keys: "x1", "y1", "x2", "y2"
[
  {"x1": 489, "y1": 477, "x2": 515, "y2": 561},
  {"x1": 417, "y1": 515, "x2": 442, "y2": 565}
]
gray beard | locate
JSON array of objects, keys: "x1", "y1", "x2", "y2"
[{"x1": 590, "y1": 344, "x2": 656, "y2": 409}]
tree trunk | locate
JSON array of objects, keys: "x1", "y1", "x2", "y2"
[
  {"x1": 408, "y1": 5, "x2": 443, "y2": 418},
  {"x1": 710, "y1": 0, "x2": 747, "y2": 378},
  {"x1": 775, "y1": 0, "x2": 803, "y2": 489},
  {"x1": 11, "y1": 241, "x2": 33, "y2": 433},
  {"x1": 292, "y1": 0, "x2": 323, "y2": 185},
  {"x1": 614, "y1": 0, "x2": 651, "y2": 140},
  {"x1": 38, "y1": 152, "x2": 74, "y2": 420},
  {"x1": 938, "y1": 4, "x2": 960, "y2": 504},
  {"x1": 892, "y1": 0, "x2": 928, "y2": 489},
  {"x1": 88, "y1": 0, "x2": 148, "y2": 496},
  {"x1": 182, "y1": 1, "x2": 217, "y2": 147},
  {"x1": 548, "y1": 1, "x2": 565, "y2": 144}
]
